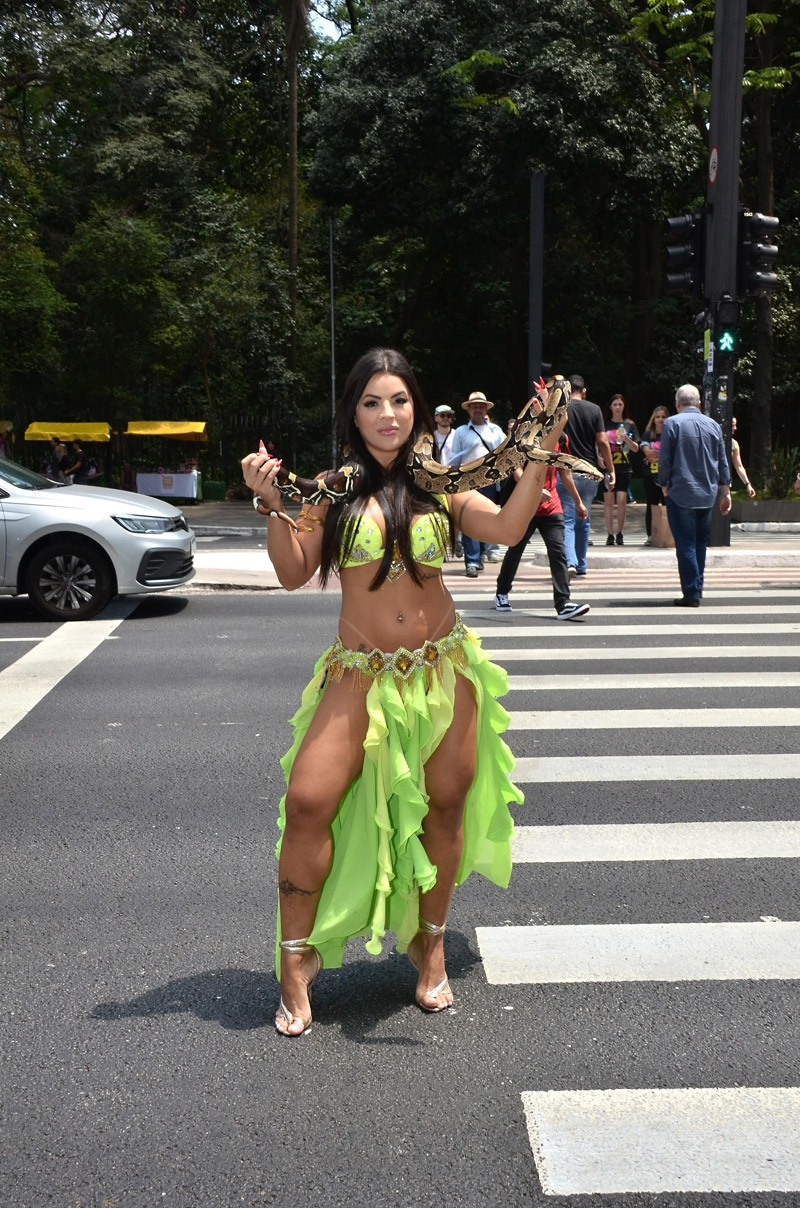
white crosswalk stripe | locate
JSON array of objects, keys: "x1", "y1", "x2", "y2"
[
  {"x1": 509, "y1": 706, "x2": 800, "y2": 728},
  {"x1": 521, "y1": 1087, "x2": 800, "y2": 1195},
  {"x1": 511, "y1": 820, "x2": 800, "y2": 862},
  {"x1": 506, "y1": 671, "x2": 800, "y2": 689},
  {"x1": 466, "y1": 597, "x2": 800, "y2": 1197},
  {"x1": 477, "y1": 920, "x2": 800, "y2": 983},
  {"x1": 474, "y1": 622, "x2": 800, "y2": 636},
  {"x1": 513, "y1": 753, "x2": 800, "y2": 781},
  {"x1": 487, "y1": 644, "x2": 800, "y2": 661}
]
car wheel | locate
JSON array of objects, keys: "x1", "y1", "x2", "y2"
[{"x1": 25, "y1": 540, "x2": 114, "y2": 621}]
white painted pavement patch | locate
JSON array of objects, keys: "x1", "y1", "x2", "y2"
[
  {"x1": 511, "y1": 820, "x2": 800, "y2": 863},
  {"x1": 485, "y1": 644, "x2": 800, "y2": 661},
  {"x1": 471, "y1": 603, "x2": 800, "y2": 617},
  {"x1": 506, "y1": 671, "x2": 800, "y2": 690},
  {"x1": 508, "y1": 706, "x2": 800, "y2": 729},
  {"x1": 0, "y1": 600, "x2": 136, "y2": 741},
  {"x1": 194, "y1": 550, "x2": 272, "y2": 569},
  {"x1": 514, "y1": 753, "x2": 800, "y2": 782},
  {"x1": 522, "y1": 1086, "x2": 800, "y2": 1195},
  {"x1": 476, "y1": 920, "x2": 800, "y2": 984},
  {"x1": 453, "y1": 587, "x2": 800, "y2": 601},
  {"x1": 474, "y1": 622, "x2": 800, "y2": 637}
]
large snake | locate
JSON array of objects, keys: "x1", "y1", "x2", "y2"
[{"x1": 270, "y1": 376, "x2": 602, "y2": 510}]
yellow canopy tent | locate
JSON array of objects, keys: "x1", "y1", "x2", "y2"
[
  {"x1": 25, "y1": 422, "x2": 111, "y2": 442},
  {"x1": 125, "y1": 421, "x2": 207, "y2": 442}
]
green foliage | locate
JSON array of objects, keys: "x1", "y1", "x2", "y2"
[
  {"x1": 1, "y1": 0, "x2": 799, "y2": 466},
  {"x1": 762, "y1": 442, "x2": 800, "y2": 500},
  {"x1": 443, "y1": 50, "x2": 518, "y2": 113}
]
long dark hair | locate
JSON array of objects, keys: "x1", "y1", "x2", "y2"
[
  {"x1": 318, "y1": 348, "x2": 453, "y2": 589},
  {"x1": 606, "y1": 393, "x2": 628, "y2": 422}
]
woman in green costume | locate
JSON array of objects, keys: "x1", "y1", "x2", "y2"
[{"x1": 242, "y1": 348, "x2": 564, "y2": 1036}]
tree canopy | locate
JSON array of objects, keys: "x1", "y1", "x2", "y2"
[{"x1": 1, "y1": 0, "x2": 797, "y2": 480}]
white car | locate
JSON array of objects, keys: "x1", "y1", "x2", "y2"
[{"x1": 0, "y1": 456, "x2": 196, "y2": 620}]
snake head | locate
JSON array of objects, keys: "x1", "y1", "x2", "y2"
[{"x1": 539, "y1": 375, "x2": 570, "y2": 432}]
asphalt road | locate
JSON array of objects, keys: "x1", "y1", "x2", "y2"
[{"x1": 2, "y1": 582, "x2": 800, "y2": 1208}]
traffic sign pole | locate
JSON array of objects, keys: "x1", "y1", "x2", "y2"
[{"x1": 705, "y1": 0, "x2": 747, "y2": 546}]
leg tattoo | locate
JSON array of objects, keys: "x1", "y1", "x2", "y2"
[{"x1": 278, "y1": 878, "x2": 316, "y2": 897}]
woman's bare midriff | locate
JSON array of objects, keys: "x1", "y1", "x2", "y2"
[{"x1": 337, "y1": 562, "x2": 456, "y2": 654}]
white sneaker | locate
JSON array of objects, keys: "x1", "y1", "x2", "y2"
[
  {"x1": 568, "y1": 565, "x2": 577, "y2": 580},
  {"x1": 494, "y1": 593, "x2": 512, "y2": 611},
  {"x1": 465, "y1": 564, "x2": 479, "y2": 578},
  {"x1": 556, "y1": 602, "x2": 590, "y2": 621}
]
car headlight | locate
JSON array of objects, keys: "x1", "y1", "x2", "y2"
[{"x1": 113, "y1": 514, "x2": 185, "y2": 534}]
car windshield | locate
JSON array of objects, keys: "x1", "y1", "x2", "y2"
[{"x1": 0, "y1": 456, "x2": 65, "y2": 491}]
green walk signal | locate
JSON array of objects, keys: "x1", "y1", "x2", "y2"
[{"x1": 715, "y1": 296, "x2": 740, "y2": 356}]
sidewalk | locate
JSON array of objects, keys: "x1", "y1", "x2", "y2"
[{"x1": 187, "y1": 499, "x2": 800, "y2": 590}]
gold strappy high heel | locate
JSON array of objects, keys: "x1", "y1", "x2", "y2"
[
  {"x1": 276, "y1": 937, "x2": 322, "y2": 1037},
  {"x1": 408, "y1": 917, "x2": 452, "y2": 1013}
]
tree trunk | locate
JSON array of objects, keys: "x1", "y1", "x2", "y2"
[
  {"x1": 281, "y1": 0, "x2": 307, "y2": 379},
  {"x1": 624, "y1": 218, "x2": 662, "y2": 413}
]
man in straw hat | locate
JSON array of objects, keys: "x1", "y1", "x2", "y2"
[{"x1": 449, "y1": 391, "x2": 506, "y2": 576}]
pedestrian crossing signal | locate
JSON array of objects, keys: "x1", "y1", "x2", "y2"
[{"x1": 715, "y1": 297, "x2": 740, "y2": 356}]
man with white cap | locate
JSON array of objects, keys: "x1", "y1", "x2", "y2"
[
  {"x1": 432, "y1": 404, "x2": 458, "y2": 464},
  {"x1": 449, "y1": 391, "x2": 506, "y2": 576}
]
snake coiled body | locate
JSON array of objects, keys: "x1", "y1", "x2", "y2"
[{"x1": 274, "y1": 376, "x2": 602, "y2": 506}]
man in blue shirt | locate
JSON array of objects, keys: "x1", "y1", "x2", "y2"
[
  {"x1": 449, "y1": 391, "x2": 506, "y2": 576},
  {"x1": 658, "y1": 384, "x2": 731, "y2": 607}
]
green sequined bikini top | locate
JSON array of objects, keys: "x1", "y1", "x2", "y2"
[{"x1": 341, "y1": 500, "x2": 449, "y2": 579}]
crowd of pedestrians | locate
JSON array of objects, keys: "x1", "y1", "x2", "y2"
[{"x1": 433, "y1": 375, "x2": 746, "y2": 613}]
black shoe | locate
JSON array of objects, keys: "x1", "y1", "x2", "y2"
[
  {"x1": 605, "y1": 534, "x2": 615, "y2": 546},
  {"x1": 616, "y1": 532, "x2": 624, "y2": 545},
  {"x1": 674, "y1": 597, "x2": 700, "y2": 607}
]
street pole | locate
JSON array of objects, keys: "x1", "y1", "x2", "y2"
[
  {"x1": 705, "y1": 0, "x2": 747, "y2": 546},
  {"x1": 528, "y1": 172, "x2": 544, "y2": 392},
  {"x1": 329, "y1": 215, "x2": 337, "y2": 467}
]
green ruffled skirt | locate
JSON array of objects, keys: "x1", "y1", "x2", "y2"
[{"x1": 275, "y1": 619, "x2": 522, "y2": 972}]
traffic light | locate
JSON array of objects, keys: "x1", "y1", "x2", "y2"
[
  {"x1": 665, "y1": 211, "x2": 706, "y2": 298},
  {"x1": 715, "y1": 296, "x2": 740, "y2": 355},
  {"x1": 738, "y1": 211, "x2": 779, "y2": 297},
  {"x1": 694, "y1": 309, "x2": 711, "y2": 361}
]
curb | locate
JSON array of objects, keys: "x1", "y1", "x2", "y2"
[{"x1": 528, "y1": 549, "x2": 800, "y2": 569}]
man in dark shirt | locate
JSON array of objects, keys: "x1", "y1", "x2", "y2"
[
  {"x1": 65, "y1": 440, "x2": 90, "y2": 485},
  {"x1": 658, "y1": 383, "x2": 731, "y2": 606},
  {"x1": 555, "y1": 376, "x2": 615, "y2": 577}
]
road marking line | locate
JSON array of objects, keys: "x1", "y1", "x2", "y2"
[
  {"x1": 0, "y1": 601, "x2": 136, "y2": 741},
  {"x1": 514, "y1": 753, "x2": 800, "y2": 782},
  {"x1": 486, "y1": 645, "x2": 800, "y2": 661},
  {"x1": 476, "y1": 921, "x2": 800, "y2": 984},
  {"x1": 0, "y1": 638, "x2": 41, "y2": 643},
  {"x1": 453, "y1": 587, "x2": 800, "y2": 601},
  {"x1": 477, "y1": 603, "x2": 800, "y2": 616},
  {"x1": 509, "y1": 707, "x2": 800, "y2": 729},
  {"x1": 511, "y1": 820, "x2": 800, "y2": 862},
  {"x1": 473, "y1": 623, "x2": 800, "y2": 637},
  {"x1": 521, "y1": 1086, "x2": 800, "y2": 1195},
  {"x1": 506, "y1": 671, "x2": 800, "y2": 689}
]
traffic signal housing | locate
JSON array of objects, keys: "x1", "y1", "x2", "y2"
[
  {"x1": 739, "y1": 211, "x2": 779, "y2": 297},
  {"x1": 665, "y1": 211, "x2": 706, "y2": 298},
  {"x1": 715, "y1": 296, "x2": 740, "y2": 356}
]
